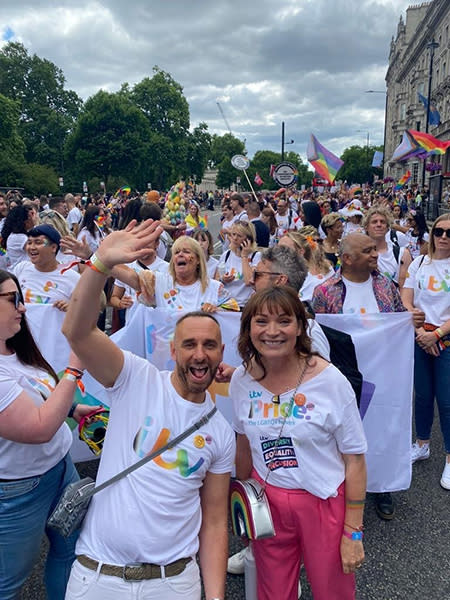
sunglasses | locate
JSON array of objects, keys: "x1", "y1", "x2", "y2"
[
  {"x1": 433, "y1": 228, "x2": 450, "y2": 238},
  {"x1": 0, "y1": 291, "x2": 22, "y2": 309},
  {"x1": 254, "y1": 271, "x2": 282, "y2": 280}
]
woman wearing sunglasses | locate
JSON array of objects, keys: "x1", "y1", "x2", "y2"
[
  {"x1": 401, "y1": 214, "x2": 450, "y2": 488},
  {"x1": 0, "y1": 270, "x2": 95, "y2": 599}
]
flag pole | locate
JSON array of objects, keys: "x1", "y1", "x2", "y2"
[{"x1": 242, "y1": 169, "x2": 259, "y2": 202}]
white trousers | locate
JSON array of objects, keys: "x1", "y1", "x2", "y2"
[{"x1": 65, "y1": 558, "x2": 201, "y2": 600}]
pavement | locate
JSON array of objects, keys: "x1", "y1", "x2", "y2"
[{"x1": 22, "y1": 418, "x2": 450, "y2": 599}]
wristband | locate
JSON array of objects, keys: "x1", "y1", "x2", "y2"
[
  {"x1": 344, "y1": 523, "x2": 364, "y2": 532},
  {"x1": 342, "y1": 530, "x2": 364, "y2": 541},
  {"x1": 64, "y1": 367, "x2": 84, "y2": 380},
  {"x1": 68, "y1": 402, "x2": 77, "y2": 418},
  {"x1": 87, "y1": 253, "x2": 111, "y2": 276},
  {"x1": 434, "y1": 328, "x2": 443, "y2": 340}
]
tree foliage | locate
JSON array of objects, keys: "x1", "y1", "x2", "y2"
[
  {"x1": 338, "y1": 145, "x2": 383, "y2": 185},
  {"x1": 210, "y1": 134, "x2": 246, "y2": 188},
  {"x1": 239, "y1": 150, "x2": 314, "y2": 192},
  {"x1": 0, "y1": 42, "x2": 82, "y2": 172}
]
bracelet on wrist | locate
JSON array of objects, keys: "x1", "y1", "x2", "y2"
[
  {"x1": 87, "y1": 253, "x2": 111, "y2": 276},
  {"x1": 342, "y1": 530, "x2": 364, "y2": 541},
  {"x1": 434, "y1": 328, "x2": 444, "y2": 340},
  {"x1": 344, "y1": 523, "x2": 364, "y2": 532},
  {"x1": 64, "y1": 367, "x2": 84, "y2": 380},
  {"x1": 67, "y1": 402, "x2": 77, "y2": 418}
]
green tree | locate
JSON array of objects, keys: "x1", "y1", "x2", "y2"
[
  {"x1": 64, "y1": 91, "x2": 151, "y2": 191},
  {"x1": 210, "y1": 133, "x2": 246, "y2": 188},
  {"x1": 128, "y1": 68, "x2": 190, "y2": 189},
  {"x1": 239, "y1": 150, "x2": 313, "y2": 192},
  {"x1": 0, "y1": 42, "x2": 82, "y2": 171},
  {"x1": 0, "y1": 93, "x2": 26, "y2": 185},
  {"x1": 184, "y1": 122, "x2": 211, "y2": 183},
  {"x1": 338, "y1": 145, "x2": 383, "y2": 185}
]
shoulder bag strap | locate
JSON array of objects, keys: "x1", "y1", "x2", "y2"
[{"x1": 82, "y1": 405, "x2": 217, "y2": 502}]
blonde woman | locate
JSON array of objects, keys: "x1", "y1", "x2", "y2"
[
  {"x1": 279, "y1": 230, "x2": 334, "y2": 302},
  {"x1": 216, "y1": 221, "x2": 261, "y2": 309},
  {"x1": 320, "y1": 213, "x2": 344, "y2": 268}
]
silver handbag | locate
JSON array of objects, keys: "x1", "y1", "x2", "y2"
[
  {"x1": 230, "y1": 478, "x2": 275, "y2": 540},
  {"x1": 47, "y1": 406, "x2": 217, "y2": 537}
]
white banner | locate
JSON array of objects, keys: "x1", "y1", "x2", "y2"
[
  {"x1": 25, "y1": 304, "x2": 415, "y2": 489},
  {"x1": 316, "y1": 312, "x2": 414, "y2": 492}
]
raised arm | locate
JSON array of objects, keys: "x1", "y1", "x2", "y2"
[{"x1": 62, "y1": 219, "x2": 163, "y2": 388}]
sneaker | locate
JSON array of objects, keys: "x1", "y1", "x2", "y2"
[
  {"x1": 227, "y1": 547, "x2": 247, "y2": 575},
  {"x1": 411, "y1": 442, "x2": 430, "y2": 463},
  {"x1": 440, "y1": 461, "x2": 450, "y2": 490}
]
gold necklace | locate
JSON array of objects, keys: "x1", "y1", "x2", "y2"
[{"x1": 272, "y1": 359, "x2": 308, "y2": 404}]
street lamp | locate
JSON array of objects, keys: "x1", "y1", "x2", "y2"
[
  {"x1": 422, "y1": 39, "x2": 440, "y2": 188},
  {"x1": 281, "y1": 121, "x2": 294, "y2": 161},
  {"x1": 365, "y1": 90, "x2": 387, "y2": 176}
]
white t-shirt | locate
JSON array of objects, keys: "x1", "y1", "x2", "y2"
[
  {"x1": 341, "y1": 275, "x2": 380, "y2": 315},
  {"x1": 67, "y1": 206, "x2": 82, "y2": 230},
  {"x1": 6, "y1": 233, "x2": 28, "y2": 269},
  {"x1": 275, "y1": 210, "x2": 302, "y2": 237},
  {"x1": 13, "y1": 261, "x2": 80, "y2": 304},
  {"x1": 386, "y1": 230, "x2": 409, "y2": 249},
  {"x1": 233, "y1": 211, "x2": 249, "y2": 223},
  {"x1": 76, "y1": 351, "x2": 235, "y2": 565},
  {"x1": 307, "y1": 319, "x2": 331, "y2": 361},
  {"x1": 377, "y1": 246, "x2": 406, "y2": 284},
  {"x1": 231, "y1": 364, "x2": 367, "y2": 499},
  {"x1": 153, "y1": 272, "x2": 230, "y2": 311},
  {"x1": 206, "y1": 256, "x2": 219, "y2": 278},
  {"x1": 300, "y1": 269, "x2": 335, "y2": 302},
  {"x1": 405, "y1": 230, "x2": 430, "y2": 260},
  {"x1": 217, "y1": 249, "x2": 261, "y2": 308},
  {"x1": 403, "y1": 255, "x2": 450, "y2": 326},
  {"x1": 77, "y1": 227, "x2": 103, "y2": 254},
  {"x1": 0, "y1": 353, "x2": 72, "y2": 478}
]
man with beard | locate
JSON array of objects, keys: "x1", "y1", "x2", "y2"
[{"x1": 62, "y1": 219, "x2": 235, "y2": 600}]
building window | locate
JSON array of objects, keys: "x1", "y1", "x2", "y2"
[
  {"x1": 416, "y1": 121, "x2": 421, "y2": 131},
  {"x1": 412, "y1": 163, "x2": 419, "y2": 184},
  {"x1": 418, "y1": 82, "x2": 425, "y2": 95},
  {"x1": 400, "y1": 103, "x2": 406, "y2": 120}
]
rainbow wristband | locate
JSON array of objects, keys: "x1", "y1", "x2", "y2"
[
  {"x1": 342, "y1": 530, "x2": 364, "y2": 541},
  {"x1": 434, "y1": 328, "x2": 444, "y2": 340}
]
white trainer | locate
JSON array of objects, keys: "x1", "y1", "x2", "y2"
[
  {"x1": 411, "y1": 442, "x2": 430, "y2": 463},
  {"x1": 440, "y1": 461, "x2": 450, "y2": 490},
  {"x1": 227, "y1": 547, "x2": 248, "y2": 575}
]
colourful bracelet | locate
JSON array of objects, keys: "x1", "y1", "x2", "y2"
[
  {"x1": 87, "y1": 253, "x2": 111, "y2": 276},
  {"x1": 64, "y1": 367, "x2": 84, "y2": 380},
  {"x1": 345, "y1": 499, "x2": 366, "y2": 509},
  {"x1": 344, "y1": 523, "x2": 364, "y2": 532},
  {"x1": 434, "y1": 328, "x2": 444, "y2": 340}
]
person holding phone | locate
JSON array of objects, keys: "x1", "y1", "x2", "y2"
[{"x1": 216, "y1": 222, "x2": 260, "y2": 309}]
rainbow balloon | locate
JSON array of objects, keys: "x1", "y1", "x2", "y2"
[{"x1": 230, "y1": 479, "x2": 275, "y2": 540}]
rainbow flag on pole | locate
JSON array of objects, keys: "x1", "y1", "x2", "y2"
[
  {"x1": 409, "y1": 130, "x2": 450, "y2": 155},
  {"x1": 307, "y1": 134, "x2": 344, "y2": 184},
  {"x1": 394, "y1": 170, "x2": 411, "y2": 190}
]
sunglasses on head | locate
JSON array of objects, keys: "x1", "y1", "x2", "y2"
[
  {"x1": 433, "y1": 227, "x2": 450, "y2": 238},
  {"x1": 0, "y1": 291, "x2": 22, "y2": 309}
]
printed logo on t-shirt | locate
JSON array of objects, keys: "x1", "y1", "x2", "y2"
[
  {"x1": 247, "y1": 391, "x2": 315, "y2": 425},
  {"x1": 163, "y1": 288, "x2": 183, "y2": 310},
  {"x1": 26, "y1": 376, "x2": 54, "y2": 399},
  {"x1": 133, "y1": 416, "x2": 209, "y2": 477},
  {"x1": 416, "y1": 272, "x2": 450, "y2": 293},
  {"x1": 261, "y1": 436, "x2": 298, "y2": 471}
]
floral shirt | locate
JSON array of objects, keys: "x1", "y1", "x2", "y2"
[{"x1": 311, "y1": 269, "x2": 406, "y2": 314}]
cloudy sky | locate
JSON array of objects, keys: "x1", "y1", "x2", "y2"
[{"x1": 1, "y1": 0, "x2": 414, "y2": 163}]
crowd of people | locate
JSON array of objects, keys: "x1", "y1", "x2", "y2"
[{"x1": 0, "y1": 182, "x2": 449, "y2": 600}]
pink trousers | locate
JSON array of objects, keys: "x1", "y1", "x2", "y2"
[{"x1": 252, "y1": 471, "x2": 355, "y2": 600}]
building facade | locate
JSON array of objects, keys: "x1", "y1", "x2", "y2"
[{"x1": 385, "y1": 0, "x2": 450, "y2": 191}]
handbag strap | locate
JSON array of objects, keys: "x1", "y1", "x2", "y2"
[{"x1": 81, "y1": 405, "x2": 217, "y2": 502}]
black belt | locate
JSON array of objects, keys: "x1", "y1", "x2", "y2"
[{"x1": 77, "y1": 554, "x2": 192, "y2": 581}]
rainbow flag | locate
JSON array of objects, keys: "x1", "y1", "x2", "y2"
[
  {"x1": 114, "y1": 185, "x2": 131, "y2": 198},
  {"x1": 409, "y1": 130, "x2": 450, "y2": 155},
  {"x1": 307, "y1": 134, "x2": 344, "y2": 184},
  {"x1": 394, "y1": 170, "x2": 411, "y2": 190}
]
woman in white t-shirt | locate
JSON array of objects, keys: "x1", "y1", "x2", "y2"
[
  {"x1": 219, "y1": 201, "x2": 235, "y2": 250},
  {"x1": 0, "y1": 269, "x2": 95, "y2": 599},
  {"x1": 278, "y1": 230, "x2": 334, "y2": 302},
  {"x1": 1, "y1": 205, "x2": 36, "y2": 268},
  {"x1": 77, "y1": 205, "x2": 107, "y2": 254},
  {"x1": 192, "y1": 228, "x2": 219, "y2": 279},
  {"x1": 131, "y1": 236, "x2": 233, "y2": 312},
  {"x1": 231, "y1": 286, "x2": 367, "y2": 600},
  {"x1": 401, "y1": 213, "x2": 450, "y2": 489},
  {"x1": 216, "y1": 221, "x2": 260, "y2": 309}
]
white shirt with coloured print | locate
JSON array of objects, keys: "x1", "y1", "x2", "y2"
[
  {"x1": 300, "y1": 269, "x2": 335, "y2": 303},
  {"x1": 0, "y1": 353, "x2": 72, "y2": 479},
  {"x1": 6, "y1": 233, "x2": 28, "y2": 269},
  {"x1": 217, "y1": 249, "x2": 260, "y2": 308},
  {"x1": 275, "y1": 210, "x2": 302, "y2": 237},
  {"x1": 13, "y1": 261, "x2": 80, "y2": 304},
  {"x1": 403, "y1": 255, "x2": 450, "y2": 326},
  {"x1": 231, "y1": 364, "x2": 367, "y2": 499},
  {"x1": 377, "y1": 246, "x2": 406, "y2": 284},
  {"x1": 76, "y1": 351, "x2": 235, "y2": 565},
  {"x1": 153, "y1": 271, "x2": 230, "y2": 311},
  {"x1": 341, "y1": 275, "x2": 380, "y2": 315}
]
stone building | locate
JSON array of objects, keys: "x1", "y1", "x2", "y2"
[{"x1": 385, "y1": 0, "x2": 450, "y2": 190}]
